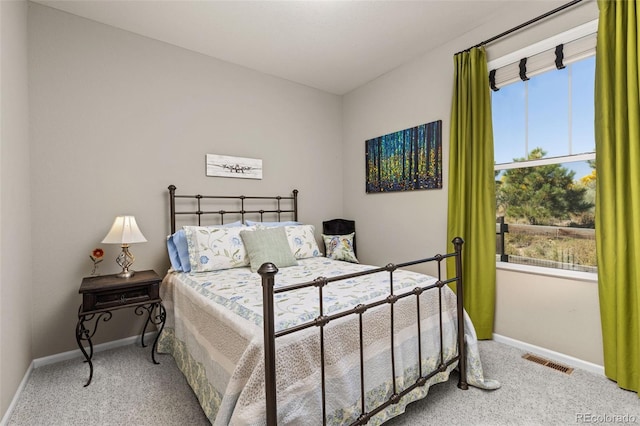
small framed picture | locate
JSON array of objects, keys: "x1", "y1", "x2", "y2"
[{"x1": 206, "y1": 154, "x2": 263, "y2": 180}]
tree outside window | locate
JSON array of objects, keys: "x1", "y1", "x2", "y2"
[{"x1": 493, "y1": 55, "x2": 596, "y2": 272}]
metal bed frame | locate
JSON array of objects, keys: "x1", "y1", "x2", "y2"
[{"x1": 167, "y1": 185, "x2": 467, "y2": 425}]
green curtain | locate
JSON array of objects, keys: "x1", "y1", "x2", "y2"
[
  {"x1": 595, "y1": 0, "x2": 640, "y2": 394},
  {"x1": 447, "y1": 47, "x2": 496, "y2": 340}
]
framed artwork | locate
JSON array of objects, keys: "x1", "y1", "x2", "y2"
[
  {"x1": 365, "y1": 120, "x2": 442, "y2": 193},
  {"x1": 206, "y1": 154, "x2": 263, "y2": 179}
]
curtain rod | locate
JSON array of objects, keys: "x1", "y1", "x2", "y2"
[{"x1": 458, "y1": 0, "x2": 584, "y2": 54}]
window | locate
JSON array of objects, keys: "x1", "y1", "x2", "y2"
[{"x1": 491, "y1": 28, "x2": 597, "y2": 274}]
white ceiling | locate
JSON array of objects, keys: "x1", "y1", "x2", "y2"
[{"x1": 35, "y1": 0, "x2": 513, "y2": 95}]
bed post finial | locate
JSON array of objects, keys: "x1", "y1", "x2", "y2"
[
  {"x1": 259, "y1": 262, "x2": 279, "y2": 424},
  {"x1": 292, "y1": 189, "x2": 299, "y2": 222},
  {"x1": 452, "y1": 236, "x2": 468, "y2": 390},
  {"x1": 452, "y1": 236, "x2": 464, "y2": 251}
]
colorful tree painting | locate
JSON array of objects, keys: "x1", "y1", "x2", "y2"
[{"x1": 365, "y1": 120, "x2": 442, "y2": 193}]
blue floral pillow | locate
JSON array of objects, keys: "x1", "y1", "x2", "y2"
[
  {"x1": 284, "y1": 225, "x2": 322, "y2": 259},
  {"x1": 167, "y1": 221, "x2": 244, "y2": 272},
  {"x1": 322, "y1": 232, "x2": 358, "y2": 263},
  {"x1": 184, "y1": 225, "x2": 256, "y2": 272}
]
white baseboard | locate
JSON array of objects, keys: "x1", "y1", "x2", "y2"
[
  {"x1": 493, "y1": 333, "x2": 605, "y2": 376},
  {"x1": 32, "y1": 331, "x2": 156, "y2": 368},
  {"x1": 0, "y1": 361, "x2": 34, "y2": 426},
  {"x1": 0, "y1": 332, "x2": 157, "y2": 425}
]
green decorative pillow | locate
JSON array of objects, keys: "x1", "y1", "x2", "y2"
[
  {"x1": 322, "y1": 232, "x2": 359, "y2": 263},
  {"x1": 240, "y1": 227, "x2": 298, "y2": 272}
]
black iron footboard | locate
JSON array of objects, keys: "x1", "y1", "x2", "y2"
[{"x1": 259, "y1": 237, "x2": 467, "y2": 425}]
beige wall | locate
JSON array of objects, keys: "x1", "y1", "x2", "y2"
[
  {"x1": 0, "y1": 0, "x2": 33, "y2": 418},
  {"x1": 496, "y1": 268, "x2": 602, "y2": 365},
  {"x1": 27, "y1": 3, "x2": 342, "y2": 359},
  {"x1": 343, "y1": 0, "x2": 601, "y2": 362},
  {"x1": 1, "y1": 0, "x2": 605, "y2": 419}
]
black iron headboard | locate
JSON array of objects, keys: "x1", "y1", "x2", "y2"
[{"x1": 168, "y1": 185, "x2": 299, "y2": 234}]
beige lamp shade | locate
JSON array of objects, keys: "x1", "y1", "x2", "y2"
[
  {"x1": 101, "y1": 216, "x2": 147, "y2": 278},
  {"x1": 102, "y1": 215, "x2": 147, "y2": 244}
]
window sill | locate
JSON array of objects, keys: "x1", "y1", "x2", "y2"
[{"x1": 496, "y1": 262, "x2": 598, "y2": 283}]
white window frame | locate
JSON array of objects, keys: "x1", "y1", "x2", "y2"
[{"x1": 489, "y1": 19, "x2": 598, "y2": 281}]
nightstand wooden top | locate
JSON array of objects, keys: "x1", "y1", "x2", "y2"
[{"x1": 79, "y1": 270, "x2": 161, "y2": 293}]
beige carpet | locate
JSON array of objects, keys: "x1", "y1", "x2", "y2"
[{"x1": 7, "y1": 340, "x2": 640, "y2": 425}]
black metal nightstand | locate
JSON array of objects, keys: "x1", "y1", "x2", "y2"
[{"x1": 75, "y1": 269, "x2": 165, "y2": 386}]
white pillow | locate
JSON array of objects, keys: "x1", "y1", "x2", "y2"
[
  {"x1": 284, "y1": 225, "x2": 322, "y2": 259},
  {"x1": 184, "y1": 225, "x2": 256, "y2": 272}
]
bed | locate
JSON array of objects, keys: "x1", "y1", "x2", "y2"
[{"x1": 158, "y1": 185, "x2": 498, "y2": 425}]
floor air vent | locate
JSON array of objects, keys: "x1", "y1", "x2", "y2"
[{"x1": 522, "y1": 353, "x2": 574, "y2": 375}]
